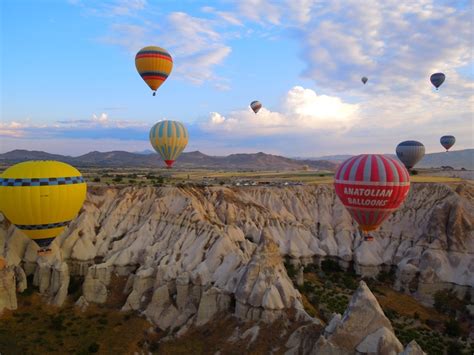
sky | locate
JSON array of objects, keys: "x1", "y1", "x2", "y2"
[{"x1": 1, "y1": 0, "x2": 473, "y2": 157}]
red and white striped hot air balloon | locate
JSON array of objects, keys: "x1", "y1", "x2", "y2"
[{"x1": 334, "y1": 154, "x2": 410, "y2": 240}]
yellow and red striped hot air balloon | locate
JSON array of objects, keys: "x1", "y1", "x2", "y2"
[
  {"x1": 149, "y1": 120, "x2": 188, "y2": 168},
  {"x1": 0, "y1": 161, "x2": 87, "y2": 254},
  {"x1": 135, "y1": 46, "x2": 173, "y2": 96}
]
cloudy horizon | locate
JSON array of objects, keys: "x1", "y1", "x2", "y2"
[{"x1": 1, "y1": 0, "x2": 472, "y2": 157}]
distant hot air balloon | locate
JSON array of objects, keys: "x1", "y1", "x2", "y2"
[
  {"x1": 250, "y1": 101, "x2": 262, "y2": 114},
  {"x1": 0, "y1": 161, "x2": 87, "y2": 254},
  {"x1": 149, "y1": 120, "x2": 188, "y2": 168},
  {"x1": 396, "y1": 141, "x2": 425, "y2": 170},
  {"x1": 430, "y1": 73, "x2": 445, "y2": 90},
  {"x1": 334, "y1": 154, "x2": 410, "y2": 239},
  {"x1": 440, "y1": 135, "x2": 455, "y2": 151},
  {"x1": 135, "y1": 46, "x2": 173, "y2": 96},
  {"x1": 361, "y1": 77, "x2": 368, "y2": 85}
]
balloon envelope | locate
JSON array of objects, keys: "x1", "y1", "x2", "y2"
[
  {"x1": 334, "y1": 154, "x2": 410, "y2": 233},
  {"x1": 396, "y1": 141, "x2": 425, "y2": 169},
  {"x1": 430, "y1": 73, "x2": 445, "y2": 89},
  {"x1": 135, "y1": 46, "x2": 173, "y2": 95},
  {"x1": 149, "y1": 120, "x2": 189, "y2": 168},
  {"x1": 361, "y1": 77, "x2": 368, "y2": 84},
  {"x1": 440, "y1": 135, "x2": 455, "y2": 151},
  {"x1": 0, "y1": 161, "x2": 87, "y2": 249},
  {"x1": 250, "y1": 100, "x2": 262, "y2": 114}
]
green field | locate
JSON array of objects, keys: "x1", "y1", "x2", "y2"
[{"x1": 79, "y1": 168, "x2": 469, "y2": 187}]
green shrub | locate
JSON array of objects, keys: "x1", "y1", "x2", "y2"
[
  {"x1": 321, "y1": 259, "x2": 342, "y2": 273},
  {"x1": 284, "y1": 259, "x2": 297, "y2": 279},
  {"x1": 303, "y1": 264, "x2": 319, "y2": 273},
  {"x1": 446, "y1": 341, "x2": 462, "y2": 355},
  {"x1": 433, "y1": 289, "x2": 465, "y2": 316},
  {"x1": 444, "y1": 318, "x2": 462, "y2": 337},
  {"x1": 88, "y1": 342, "x2": 100, "y2": 353},
  {"x1": 50, "y1": 315, "x2": 65, "y2": 331}
]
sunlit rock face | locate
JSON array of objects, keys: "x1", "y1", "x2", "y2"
[
  {"x1": 313, "y1": 281, "x2": 403, "y2": 354},
  {"x1": 0, "y1": 183, "x2": 472, "y2": 324}
]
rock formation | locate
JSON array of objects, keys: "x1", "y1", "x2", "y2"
[
  {"x1": 312, "y1": 281, "x2": 403, "y2": 354},
  {"x1": 0, "y1": 183, "x2": 472, "y2": 351}
]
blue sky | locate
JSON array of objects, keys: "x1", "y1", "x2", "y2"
[{"x1": 1, "y1": 0, "x2": 472, "y2": 156}]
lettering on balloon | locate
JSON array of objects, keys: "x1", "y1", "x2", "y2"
[
  {"x1": 343, "y1": 187, "x2": 393, "y2": 197},
  {"x1": 344, "y1": 187, "x2": 393, "y2": 207}
]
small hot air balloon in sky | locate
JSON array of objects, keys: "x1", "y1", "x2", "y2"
[
  {"x1": 430, "y1": 72, "x2": 445, "y2": 90},
  {"x1": 396, "y1": 141, "x2": 425, "y2": 170},
  {"x1": 135, "y1": 46, "x2": 173, "y2": 96},
  {"x1": 334, "y1": 154, "x2": 410, "y2": 240},
  {"x1": 149, "y1": 120, "x2": 189, "y2": 168},
  {"x1": 0, "y1": 161, "x2": 87, "y2": 254},
  {"x1": 440, "y1": 135, "x2": 456, "y2": 151},
  {"x1": 250, "y1": 100, "x2": 262, "y2": 114},
  {"x1": 361, "y1": 76, "x2": 368, "y2": 85}
]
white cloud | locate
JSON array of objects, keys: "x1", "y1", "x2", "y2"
[
  {"x1": 158, "y1": 12, "x2": 232, "y2": 85},
  {"x1": 0, "y1": 121, "x2": 27, "y2": 138},
  {"x1": 201, "y1": 6, "x2": 243, "y2": 26},
  {"x1": 237, "y1": 0, "x2": 282, "y2": 25},
  {"x1": 203, "y1": 86, "x2": 359, "y2": 135},
  {"x1": 0, "y1": 113, "x2": 149, "y2": 140},
  {"x1": 98, "y1": 7, "x2": 237, "y2": 87}
]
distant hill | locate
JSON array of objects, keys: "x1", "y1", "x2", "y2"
[
  {"x1": 309, "y1": 149, "x2": 473, "y2": 169},
  {"x1": 0, "y1": 149, "x2": 73, "y2": 162},
  {"x1": 2, "y1": 149, "x2": 470, "y2": 170},
  {"x1": 0, "y1": 150, "x2": 338, "y2": 171}
]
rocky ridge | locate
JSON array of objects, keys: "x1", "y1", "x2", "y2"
[{"x1": 0, "y1": 183, "x2": 472, "y2": 353}]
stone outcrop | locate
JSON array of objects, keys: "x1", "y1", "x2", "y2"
[
  {"x1": 233, "y1": 229, "x2": 303, "y2": 322},
  {"x1": 312, "y1": 281, "x2": 403, "y2": 354},
  {"x1": 0, "y1": 183, "x2": 471, "y2": 352},
  {"x1": 400, "y1": 340, "x2": 426, "y2": 355},
  {"x1": 0, "y1": 267, "x2": 17, "y2": 313}
]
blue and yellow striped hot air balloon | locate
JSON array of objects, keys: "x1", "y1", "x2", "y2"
[
  {"x1": 135, "y1": 46, "x2": 173, "y2": 96},
  {"x1": 149, "y1": 120, "x2": 189, "y2": 168},
  {"x1": 0, "y1": 161, "x2": 87, "y2": 254}
]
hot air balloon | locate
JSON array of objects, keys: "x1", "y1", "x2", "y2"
[
  {"x1": 361, "y1": 77, "x2": 368, "y2": 85},
  {"x1": 135, "y1": 46, "x2": 173, "y2": 96},
  {"x1": 396, "y1": 141, "x2": 425, "y2": 170},
  {"x1": 0, "y1": 161, "x2": 87, "y2": 254},
  {"x1": 430, "y1": 73, "x2": 445, "y2": 90},
  {"x1": 250, "y1": 101, "x2": 262, "y2": 114},
  {"x1": 149, "y1": 120, "x2": 188, "y2": 168},
  {"x1": 334, "y1": 154, "x2": 410, "y2": 240},
  {"x1": 440, "y1": 135, "x2": 455, "y2": 151}
]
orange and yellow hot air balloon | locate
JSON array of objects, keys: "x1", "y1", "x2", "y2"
[{"x1": 135, "y1": 46, "x2": 173, "y2": 96}]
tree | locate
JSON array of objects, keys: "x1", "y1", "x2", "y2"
[{"x1": 444, "y1": 318, "x2": 462, "y2": 337}]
